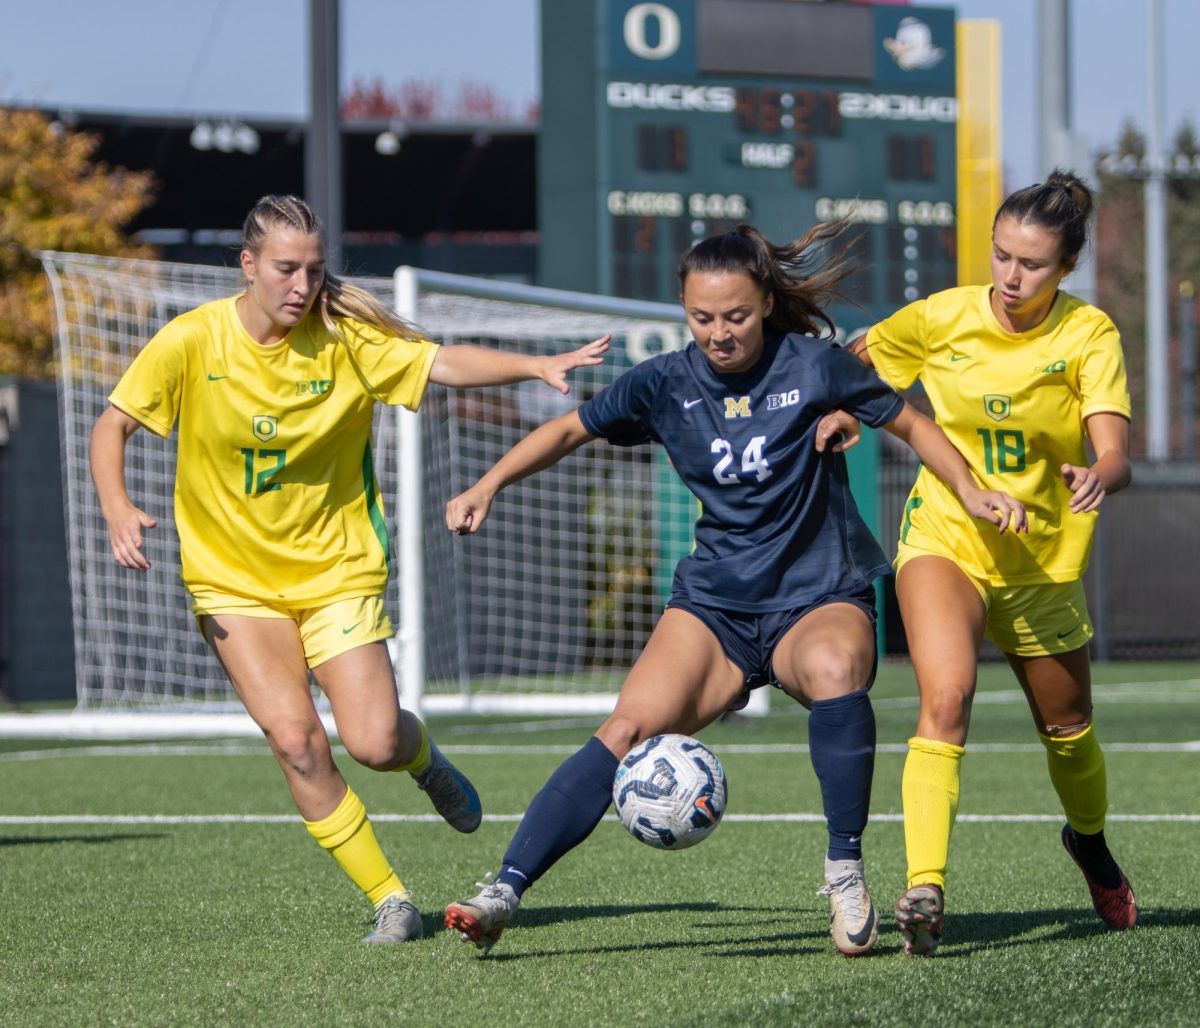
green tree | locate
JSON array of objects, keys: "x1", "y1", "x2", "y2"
[{"x1": 0, "y1": 108, "x2": 155, "y2": 377}]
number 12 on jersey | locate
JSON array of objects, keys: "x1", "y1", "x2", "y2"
[
  {"x1": 975, "y1": 428, "x2": 1026, "y2": 474},
  {"x1": 242, "y1": 448, "x2": 287, "y2": 494}
]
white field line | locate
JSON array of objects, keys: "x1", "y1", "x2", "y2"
[
  {"x1": 1, "y1": 812, "x2": 1197, "y2": 826},
  {"x1": 3, "y1": 740, "x2": 1200, "y2": 763}
]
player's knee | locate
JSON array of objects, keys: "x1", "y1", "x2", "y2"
[
  {"x1": 343, "y1": 729, "x2": 404, "y2": 771},
  {"x1": 921, "y1": 688, "x2": 973, "y2": 735},
  {"x1": 264, "y1": 719, "x2": 330, "y2": 776},
  {"x1": 798, "y1": 643, "x2": 865, "y2": 699}
]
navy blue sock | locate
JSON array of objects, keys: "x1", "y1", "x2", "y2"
[
  {"x1": 808, "y1": 689, "x2": 876, "y2": 862},
  {"x1": 497, "y1": 736, "x2": 619, "y2": 897}
]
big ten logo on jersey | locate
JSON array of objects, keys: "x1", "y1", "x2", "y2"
[
  {"x1": 724, "y1": 396, "x2": 751, "y2": 419},
  {"x1": 765, "y1": 389, "x2": 801, "y2": 411},
  {"x1": 296, "y1": 379, "x2": 332, "y2": 396}
]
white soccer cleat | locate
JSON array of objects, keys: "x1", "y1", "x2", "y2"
[
  {"x1": 362, "y1": 893, "x2": 424, "y2": 944},
  {"x1": 818, "y1": 857, "x2": 879, "y2": 956},
  {"x1": 444, "y1": 874, "x2": 520, "y2": 954}
]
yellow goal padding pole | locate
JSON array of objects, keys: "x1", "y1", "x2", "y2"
[{"x1": 956, "y1": 20, "x2": 1002, "y2": 286}]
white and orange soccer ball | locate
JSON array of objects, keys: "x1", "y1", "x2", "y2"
[{"x1": 612, "y1": 734, "x2": 727, "y2": 850}]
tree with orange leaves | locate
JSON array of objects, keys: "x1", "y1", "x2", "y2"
[{"x1": 0, "y1": 108, "x2": 155, "y2": 377}]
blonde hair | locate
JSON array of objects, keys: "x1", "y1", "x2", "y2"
[{"x1": 241, "y1": 194, "x2": 424, "y2": 341}]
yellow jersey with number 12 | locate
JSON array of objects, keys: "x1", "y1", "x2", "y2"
[
  {"x1": 109, "y1": 296, "x2": 439, "y2": 606},
  {"x1": 865, "y1": 285, "x2": 1130, "y2": 585}
]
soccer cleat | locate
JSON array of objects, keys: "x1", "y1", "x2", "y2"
[
  {"x1": 444, "y1": 874, "x2": 520, "y2": 954},
  {"x1": 818, "y1": 857, "x2": 879, "y2": 956},
  {"x1": 895, "y1": 883, "x2": 944, "y2": 956},
  {"x1": 362, "y1": 893, "x2": 424, "y2": 944},
  {"x1": 412, "y1": 740, "x2": 482, "y2": 833},
  {"x1": 1061, "y1": 824, "x2": 1138, "y2": 931}
]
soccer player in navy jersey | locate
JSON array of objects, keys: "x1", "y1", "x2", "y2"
[{"x1": 442, "y1": 223, "x2": 1025, "y2": 957}]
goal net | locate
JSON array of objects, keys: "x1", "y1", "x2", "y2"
[{"x1": 41, "y1": 252, "x2": 747, "y2": 720}]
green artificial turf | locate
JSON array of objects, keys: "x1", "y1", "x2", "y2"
[{"x1": 2, "y1": 662, "x2": 1198, "y2": 1025}]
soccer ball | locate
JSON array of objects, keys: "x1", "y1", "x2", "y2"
[{"x1": 612, "y1": 734, "x2": 727, "y2": 850}]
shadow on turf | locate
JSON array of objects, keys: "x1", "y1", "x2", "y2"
[
  {"x1": 916, "y1": 905, "x2": 1200, "y2": 955},
  {"x1": 0, "y1": 832, "x2": 166, "y2": 847},
  {"x1": 435, "y1": 902, "x2": 831, "y2": 961},
  {"x1": 433, "y1": 901, "x2": 1200, "y2": 960}
]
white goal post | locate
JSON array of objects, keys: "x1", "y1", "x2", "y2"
[{"x1": 33, "y1": 252, "x2": 768, "y2": 732}]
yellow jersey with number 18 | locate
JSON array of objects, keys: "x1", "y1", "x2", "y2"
[
  {"x1": 865, "y1": 285, "x2": 1130, "y2": 585},
  {"x1": 109, "y1": 296, "x2": 439, "y2": 606}
]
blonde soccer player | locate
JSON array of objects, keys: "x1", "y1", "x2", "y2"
[
  {"x1": 89, "y1": 194, "x2": 609, "y2": 944},
  {"x1": 846, "y1": 170, "x2": 1135, "y2": 954}
]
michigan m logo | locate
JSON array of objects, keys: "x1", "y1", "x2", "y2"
[{"x1": 724, "y1": 396, "x2": 751, "y2": 419}]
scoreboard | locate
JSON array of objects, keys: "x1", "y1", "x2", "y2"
[{"x1": 539, "y1": 0, "x2": 959, "y2": 334}]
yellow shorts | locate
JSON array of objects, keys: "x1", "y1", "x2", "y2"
[
  {"x1": 189, "y1": 592, "x2": 393, "y2": 668},
  {"x1": 894, "y1": 544, "x2": 1094, "y2": 657}
]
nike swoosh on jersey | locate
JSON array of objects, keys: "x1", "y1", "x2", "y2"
[
  {"x1": 683, "y1": 398, "x2": 703, "y2": 409},
  {"x1": 207, "y1": 373, "x2": 230, "y2": 381},
  {"x1": 949, "y1": 354, "x2": 969, "y2": 362},
  {"x1": 342, "y1": 620, "x2": 364, "y2": 634},
  {"x1": 1057, "y1": 625, "x2": 1080, "y2": 639}
]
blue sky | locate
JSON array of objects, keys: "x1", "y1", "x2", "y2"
[{"x1": 2, "y1": 0, "x2": 1197, "y2": 186}]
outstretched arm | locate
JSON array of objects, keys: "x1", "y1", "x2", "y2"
[
  {"x1": 90, "y1": 406, "x2": 159, "y2": 570},
  {"x1": 430, "y1": 335, "x2": 611, "y2": 394},
  {"x1": 884, "y1": 403, "x2": 1028, "y2": 534},
  {"x1": 446, "y1": 410, "x2": 597, "y2": 535},
  {"x1": 1062, "y1": 412, "x2": 1131, "y2": 513}
]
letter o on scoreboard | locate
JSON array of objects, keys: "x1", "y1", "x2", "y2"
[{"x1": 624, "y1": 3, "x2": 682, "y2": 60}]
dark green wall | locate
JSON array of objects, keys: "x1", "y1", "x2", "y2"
[
  {"x1": 538, "y1": 0, "x2": 602, "y2": 291},
  {"x1": 0, "y1": 379, "x2": 75, "y2": 703}
]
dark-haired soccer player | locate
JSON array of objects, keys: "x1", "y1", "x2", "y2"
[
  {"x1": 442, "y1": 221, "x2": 1025, "y2": 956},
  {"x1": 849, "y1": 169, "x2": 1135, "y2": 954}
]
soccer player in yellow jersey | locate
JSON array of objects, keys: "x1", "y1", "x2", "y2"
[
  {"x1": 847, "y1": 171, "x2": 1136, "y2": 954},
  {"x1": 89, "y1": 195, "x2": 609, "y2": 944}
]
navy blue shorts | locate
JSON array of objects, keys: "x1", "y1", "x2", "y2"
[{"x1": 666, "y1": 587, "x2": 878, "y2": 710}]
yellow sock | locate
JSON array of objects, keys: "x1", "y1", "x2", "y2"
[
  {"x1": 1039, "y1": 723, "x2": 1107, "y2": 835},
  {"x1": 304, "y1": 787, "x2": 407, "y2": 907},
  {"x1": 394, "y1": 719, "x2": 432, "y2": 776},
  {"x1": 902, "y1": 736, "x2": 965, "y2": 890}
]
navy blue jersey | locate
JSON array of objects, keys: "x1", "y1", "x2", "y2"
[{"x1": 577, "y1": 332, "x2": 905, "y2": 612}]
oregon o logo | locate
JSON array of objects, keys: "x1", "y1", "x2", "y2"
[
  {"x1": 624, "y1": 3, "x2": 681, "y2": 60},
  {"x1": 252, "y1": 414, "x2": 278, "y2": 442},
  {"x1": 983, "y1": 394, "x2": 1011, "y2": 422}
]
